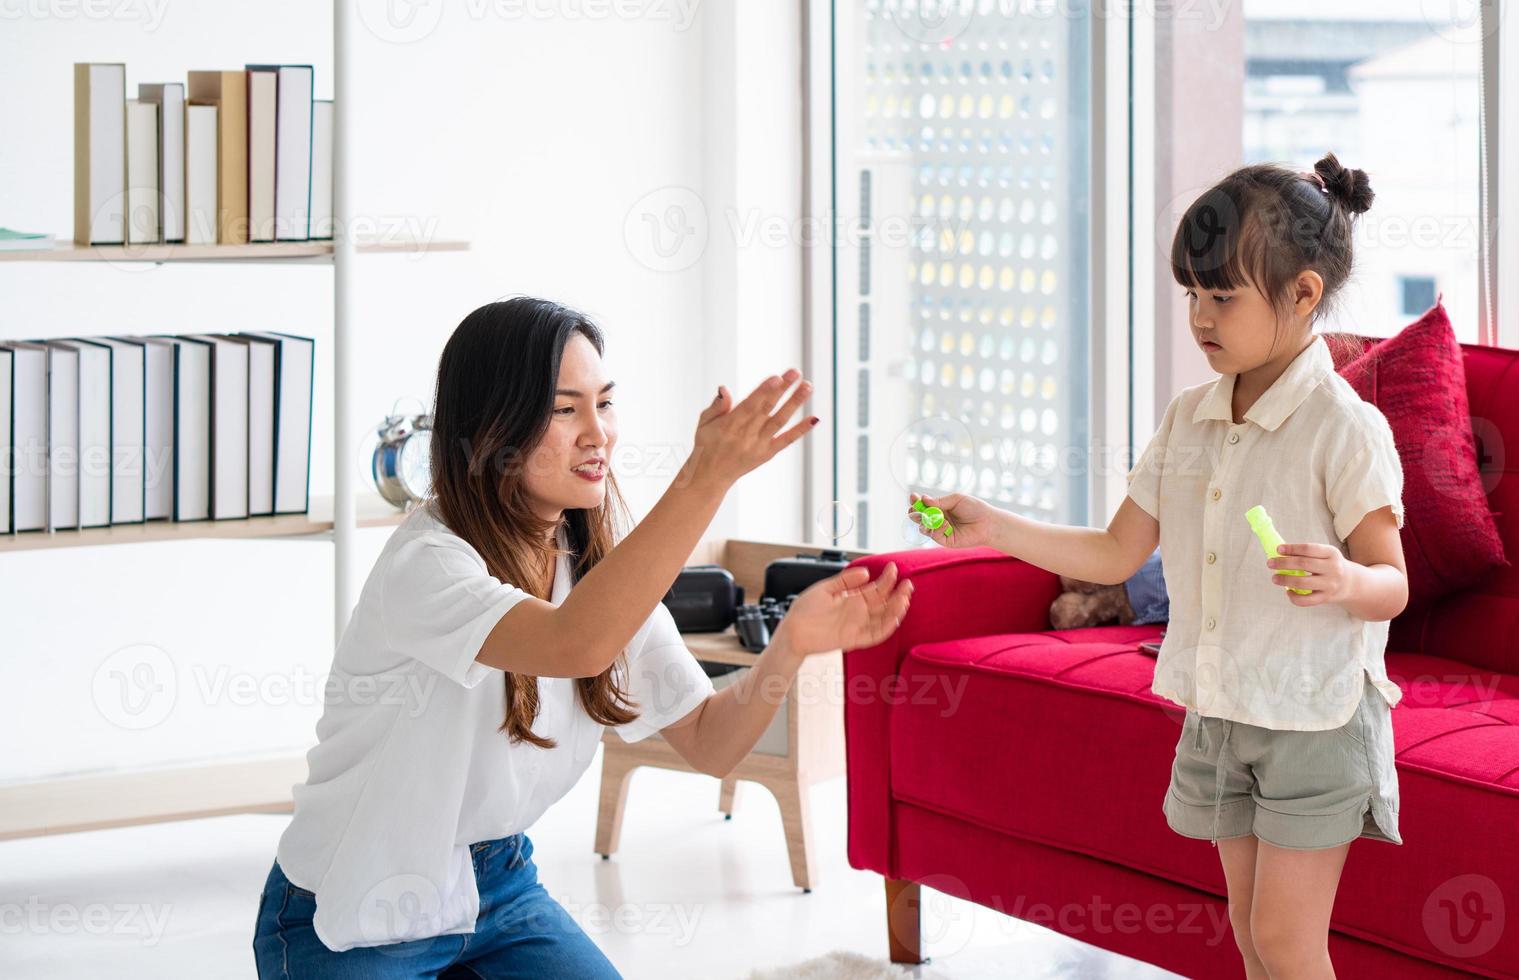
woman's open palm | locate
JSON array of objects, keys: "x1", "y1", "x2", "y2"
[
  {"x1": 685, "y1": 370, "x2": 816, "y2": 489},
  {"x1": 778, "y1": 562, "x2": 913, "y2": 656}
]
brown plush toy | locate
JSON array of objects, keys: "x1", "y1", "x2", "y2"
[{"x1": 1049, "y1": 575, "x2": 1136, "y2": 630}]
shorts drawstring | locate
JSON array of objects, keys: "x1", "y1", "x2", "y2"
[{"x1": 1210, "y1": 720, "x2": 1232, "y2": 847}]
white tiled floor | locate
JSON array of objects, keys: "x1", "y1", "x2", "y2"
[{"x1": 0, "y1": 748, "x2": 1180, "y2": 979}]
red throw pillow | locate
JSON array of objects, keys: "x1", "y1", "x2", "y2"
[{"x1": 1332, "y1": 303, "x2": 1508, "y2": 610}]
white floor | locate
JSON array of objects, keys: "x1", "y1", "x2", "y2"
[{"x1": 0, "y1": 747, "x2": 1181, "y2": 979}]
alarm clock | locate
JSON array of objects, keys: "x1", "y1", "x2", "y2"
[{"x1": 372, "y1": 411, "x2": 433, "y2": 508}]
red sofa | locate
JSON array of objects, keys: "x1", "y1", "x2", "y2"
[{"x1": 843, "y1": 339, "x2": 1518, "y2": 979}]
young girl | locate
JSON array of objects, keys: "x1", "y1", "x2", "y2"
[
  {"x1": 254, "y1": 297, "x2": 913, "y2": 978},
  {"x1": 909, "y1": 153, "x2": 1407, "y2": 979}
]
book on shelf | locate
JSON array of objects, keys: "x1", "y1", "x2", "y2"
[
  {"x1": 79, "y1": 338, "x2": 146, "y2": 525},
  {"x1": 116, "y1": 336, "x2": 177, "y2": 521},
  {"x1": 124, "y1": 99, "x2": 160, "y2": 245},
  {"x1": 138, "y1": 83, "x2": 186, "y2": 243},
  {"x1": 184, "y1": 103, "x2": 219, "y2": 245},
  {"x1": 238, "y1": 332, "x2": 313, "y2": 515},
  {"x1": 1, "y1": 332, "x2": 316, "y2": 535},
  {"x1": 1, "y1": 343, "x2": 48, "y2": 532},
  {"x1": 186, "y1": 70, "x2": 248, "y2": 245},
  {"x1": 41, "y1": 342, "x2": 79, "y2": 530},
  {"x1": 182, "y1": 334, "x2": 249, "y2": 520},
  {"x1": 310, "y1": 100, "x2": 334, "y2": 240},
  {"x1": 73, "y1": 63, "x2": 127, "y2": 246},
  {"x1": 48, "y1": 340, "x2": 112, "y2": 529},
  {"x1": 245, "y1": 67, "x2": 277, "y2": 243},
  {"x1": 67, "y1": 64, "x2": 335, "y2": 252},
  {"x1": 232, "y1": 335, "x2": 277, "y2": 516},
  {"x1": 167, "y1": 336, "x2": 211, "y2": 522},
  {"x1": 247, "y1": 65, "x2": 314, "y2": 242}
]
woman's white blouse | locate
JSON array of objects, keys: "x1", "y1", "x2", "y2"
[
  {"x1": 275, "y1": 502, "x2": 715, "y2": 952},
  {"x1": 1126, "y1": 335, "x2": 1406, "y2": 731}
]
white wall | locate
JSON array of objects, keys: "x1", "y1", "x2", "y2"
[{"x1": 0, "y1": 0, "x2": 806, "y2": 782}]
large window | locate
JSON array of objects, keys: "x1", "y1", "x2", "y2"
[
  {"x1": 1242, "y1": 1, "x2": 1483, "y2": 341},
  {"x1": 828, "y1": 0, "x2": 1092, "y2": 551},
  {"x1": 816, "y1": 2, "x2": 1503, "y2": 553}
]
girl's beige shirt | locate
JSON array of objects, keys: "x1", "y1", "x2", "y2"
[{"x1": 1127, "y1": 334, "x2": 1406, "y2": 730}]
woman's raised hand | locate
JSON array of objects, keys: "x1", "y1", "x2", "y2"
[{"x1": 682, "y1": 369, "x2": 817, "y2": 491}]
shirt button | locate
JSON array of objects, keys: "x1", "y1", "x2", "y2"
[
  {"x1": 1206, "y1": 617, "x2": 1217, "y2": 631},
  {"x1": 1206, "y1": 551, "x2": 1216, "y2": 564},
  {"x1": 1228, "y1": 433, "x2": 1239, "y2": 444},
  {"x1": 1210, "y1": 488, "x2": 1222, "y2": 501}
]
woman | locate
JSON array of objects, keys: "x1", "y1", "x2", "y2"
[{"x1": 252, "y1": 297, "x2": 913, "y2": 979}]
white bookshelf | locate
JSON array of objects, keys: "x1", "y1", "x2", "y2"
[
  {"x1": 0, "y1": 493, "x2": 406, "y2": 552},
  {"x1": 0, "y1": 755, "x2": 308, "y2": 841},
  {"x1": 2, "y1": 5, "x2": 463, "y2": 841}
]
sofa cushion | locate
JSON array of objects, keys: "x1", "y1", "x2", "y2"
[
  {"x1": 1333, "y1": 304, "x2": 1508, "y2": 609},
  {"x1": 889, "y1": 626, "x2": 1519, "y2": 973}
]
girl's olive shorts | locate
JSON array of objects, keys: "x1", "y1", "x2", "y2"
[{"x1": 1164, "y1": 672, "x2": 1402, "y2": 850}]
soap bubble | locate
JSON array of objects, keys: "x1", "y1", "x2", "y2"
[
  {"x1": 888, "y1": 415, "x2": 978, "y2": 498},
  {"x1": 898, "y1": 514, "x2": 935, "y2": 548},
  {"x1": 814, "y1": 500, "x2": 856, "y2": 544}
]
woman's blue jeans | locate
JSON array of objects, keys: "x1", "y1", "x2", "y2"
[{"x1": 253, "y1": 834, "x2": 622, "y2": 979}]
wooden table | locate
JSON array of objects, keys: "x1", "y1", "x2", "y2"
[{"x1": 593, "y1": 538, "x2": 868, "y2": 891}]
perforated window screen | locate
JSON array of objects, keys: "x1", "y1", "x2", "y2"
[{"x1": 833, "y1": 0, "x2": 1091, "y2": 550}]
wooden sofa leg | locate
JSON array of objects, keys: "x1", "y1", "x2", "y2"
[{"x1": 885, "y1": 878, "x2": 925, "y2": 964}]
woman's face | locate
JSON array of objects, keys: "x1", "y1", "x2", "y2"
[{"x1": 520, "y1": 333, "x2": 617, "y2": 525}]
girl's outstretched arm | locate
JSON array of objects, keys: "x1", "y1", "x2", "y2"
[{"x1": 909, "y1": 490, "x2": 1159, "y2": 586}]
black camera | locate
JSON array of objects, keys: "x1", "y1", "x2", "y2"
[
  {"x1": 661, "y1": 565, "x2": 744, "y2": 633},
  {"x1": 762, "y1": 549, "x2": 849, "y2": 602}
]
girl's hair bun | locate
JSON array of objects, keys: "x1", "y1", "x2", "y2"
[{"x1": 1313, "y1": 152, "x2": 1374, "y2": 215}]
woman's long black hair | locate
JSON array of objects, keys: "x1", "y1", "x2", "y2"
[{"x1": 429, "y1": 296, "x2": 638, "y2": 746}]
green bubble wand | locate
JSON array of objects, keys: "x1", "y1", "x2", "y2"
[
  {"x1": 1245, "y1": 504, "x2": 1311, "y2": 595},
  {"x1": 913, "y1": 498, "x2": 954, "y2": 538}
]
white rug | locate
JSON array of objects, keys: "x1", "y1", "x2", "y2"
[{"x1": 742, "y1": 950, "x2": 951, "y2": 979}]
